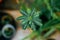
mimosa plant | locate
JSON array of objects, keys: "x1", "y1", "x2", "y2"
[{"x1": 17, "y1": 0, "x2": 60, "y2": 40}]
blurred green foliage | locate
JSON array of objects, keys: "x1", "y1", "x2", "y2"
[{"x1": 17, "y1": 0, "x2": 60, "y2": 40}]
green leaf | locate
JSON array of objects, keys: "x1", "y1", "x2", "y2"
[
  {"x1": 17, "y1": 16, "x2": 26, "y2": 20},
  {"x1": 31, "y1": 23, "x2": 36, "y2": 31},
  {"x1": 21, "y1": 19, "x2": 28, "y2": 25},
  {"x1": 31, "y1": 8, "x2": 36, "y2": 16},
  {"x1": 34, "y1": 19, "x2": 42, "y2": 27},
  {"x1": 50, "y1": 0, "x2": 60, "y2": 12},
  {"x1": 22, "y1": 23, "x2": 28, "y2": 30},
  {"x1": 27, "y1": 8, "x2": 31, "y2": 14},
  {"x1": 20, "y1": 9, "x2": 27, "y2": 16},
  {"x1": 33, "y1": 11, "x2": 40, "y2": 18},
  {"x1": 42, "y1": 19, "x2": 60, "y2": 29}
]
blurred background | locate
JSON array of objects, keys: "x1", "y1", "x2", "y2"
[{"x1": 0, "y1": 0, "x2": 60, "y2": 40}]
